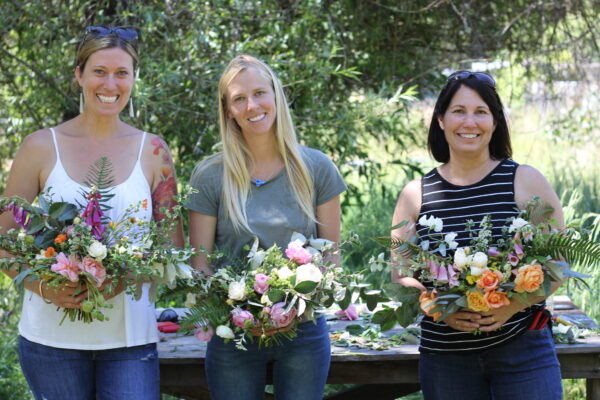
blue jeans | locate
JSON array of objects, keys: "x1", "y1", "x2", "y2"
[
  {"x1": 419, "y1": 326, "x2": 562, "y2": 400},
  {"x1": 206, "y1": 316, "x2": 331, "y2": 400},
  {"x1": 18, "y1": 336, "x2": 159, "y2": 400}
]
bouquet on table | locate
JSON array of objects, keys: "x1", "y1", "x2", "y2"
[
  {"x1": 0, "y1": 159, "x2": 193, "y2": 324},
  {"x1": 180, "y1": 233, "x2": 376, "y2": 350},
  {"x1": 373, "y1": 198, "x2": 600, "y2": 330}
]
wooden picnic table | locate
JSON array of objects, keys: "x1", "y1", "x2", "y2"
[{"x1": 158, "y1": 296, "x2": 600, "y2": 400}]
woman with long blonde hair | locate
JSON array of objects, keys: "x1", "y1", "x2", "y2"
[{"x1": 186, "y1": 55, "x2": 346, "y2": 399}]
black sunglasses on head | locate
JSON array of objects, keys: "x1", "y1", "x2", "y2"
[
  {"x1": 84, "y1": 26, "x2": 138, "y2": 41},
  {"x1": 446, "y1": 70, "x2": 496, "y2": 87}
]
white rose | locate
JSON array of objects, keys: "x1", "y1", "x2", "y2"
[
  {"x1": 509, "y1": 217, "x2": 528, "y2": 233},
  {"x1": 295, "y1": 263, "x2": 323, "y2": 284},
  {"x1": 472, "y1": 252, "x2": 488, "y2": 269},
  {"x1": 88, "y1": 241, "x2": 107, "y2": 260},
  {"x1": 216, "y1": 325, "x2": 235, "y2": 339},
  {"x1": 276, "y1": 266, "x2": 294, "y2": 280},
  {"x1": 470, "y1": 265, "x2": 485, "y2": 276},
  {"x1": 228, "y1": 280, "x2": 246, "y2": 300},
  {"x1": 454, "y1": 247, "x2": 468, "y2": 269}
]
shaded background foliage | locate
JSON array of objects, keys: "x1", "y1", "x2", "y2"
[{"x1": 1, "y1": 0, "x2": 598, "y2": 201}]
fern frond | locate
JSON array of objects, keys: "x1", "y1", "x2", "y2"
[
  {"x1": 180, "y1": 295, "x2": 230, "y2": 328},
  {"x1": 534, "y1": 232, "x2": 600, "y2": 267},
  {"x1": 80, "y1": 157, "x2": 116, "y2": 217}
]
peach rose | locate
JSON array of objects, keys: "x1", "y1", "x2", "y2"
[
  {"x1": 484, "y1": 290, "x2": 510, "y2": 309},
  {"x1": 466, "y1": 290, "x2": 490, "y2": 312},
  {"x1": 419, "y1": 291, "x2": 441, "y2": 322},
  {"x1": 514, "y1": 262, "x2": 544, "y2": 293},
  {"x1": 476, "y1": 269, "x2": 504, "y2": 292}
]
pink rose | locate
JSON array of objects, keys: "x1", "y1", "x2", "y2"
[
  {"x1": 269, "y1": 302, "x2": 297, "y2": 328},
  {"x1": 51, "y1": 252, "x2": 81, "y2": 282},
  {"x1": 231, "y1": 308, "x2": 255, "y2": 328},
  {"x1": 253, "y1": 273, "x2": 270, "y2": 294},
  {"x1": 194, "y1": 326, "x2": 214, "y2": 342},
  {"x1": 80, "y1": 257, "x2": 106, "y2": 286},
  {"x1": 285, "y1": 240, "x2": 313, "y2": 265},
  {"x1": 335, "y1": 304, "x2": 359, "y2": 321}
]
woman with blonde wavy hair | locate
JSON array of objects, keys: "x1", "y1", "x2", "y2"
[{"x1": 186, "y1": 55, "x2": 346, "y2": 399}]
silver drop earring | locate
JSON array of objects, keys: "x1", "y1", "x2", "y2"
[
  {"x1": 79, "y1": 92, "x2": 84, "y2": 113},
  {"x1": 129, "y1": 97, "x2": 134, "y2": 118}
]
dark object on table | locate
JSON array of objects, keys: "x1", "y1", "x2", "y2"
[{"x1": 158, "y1": 308, "x2": 179, "y2": 323}]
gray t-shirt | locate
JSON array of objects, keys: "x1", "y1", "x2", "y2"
[{"x1": 185, "y1": 147, "x2": 347, "y2": 260}]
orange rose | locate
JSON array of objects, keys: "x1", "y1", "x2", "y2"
[
  {"x1": 419, "y1": 291, "x2": 442, "y2": 321},
  {"x1": 466, "y1": 290, "x2": 490, "y2": 312},
  {"x1": 484, "y1": 290, "x2": 510, "y2": 309},
  {"x1": 476, "y1": 269, "x2": 504, "y2": 292},
  {"x1": 514, "y1": 262, "x2": 544, "y2": 293},
  {"x1": 44, "y1": 247, "x2": 56, "y2": 258},
  {"x1": 54, "y1": 234, "x2": 67, "y2": 244}
]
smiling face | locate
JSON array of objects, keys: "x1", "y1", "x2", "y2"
[
  {"x1": 225, "y1": 67, "x2": 277, "y2": 140},
  {"x1": 75, "y1": 47, "x2": 135, "y2": 117},
  {"x1": 437, "y1": 85, "x2": 496, "y2": 159}
]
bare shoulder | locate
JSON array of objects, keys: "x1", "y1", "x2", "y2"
[
  {"x1": 515, "y1": 164, "x2": 563, "y2": 225},
  {"x1": 393, "y1": 178, "x2": 422, "y2": 223},
  {"x1": 14, "y1": 128, "x2": 56, "y2": 168}
]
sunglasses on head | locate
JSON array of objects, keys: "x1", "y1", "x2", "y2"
[
  {"x1": 446, "y1": 70, "x2": 496, "y2": 87},
  {"x1": 84, "y1": 26, "x2": 138, "y2": 41}
]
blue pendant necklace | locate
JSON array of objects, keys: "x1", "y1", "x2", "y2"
[{"x1": 252, "y1": 178, "x2": 266, "y2": 187}]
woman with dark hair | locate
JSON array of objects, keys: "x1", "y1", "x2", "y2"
[
  {"x1": 391, "y1": 71, "x2": 564, "y2": 399},
  {"x1": 0, "y1": 26, "x2": 182, "y2": 399}
]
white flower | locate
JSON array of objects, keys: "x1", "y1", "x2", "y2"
[
  {"x1": 184, "y1": 293, "x2": 197, "y2": 308},
  {"x1": 509, "y1": 217, "x2": 529, "y2": 233},
  {"x1": 308, "y1": 237, "x2": 334, "y2": 251},
  {"x1": 247, "y1": 237, "x2": 266, "y2": 269},
  {"x1": 470, "y1": 265, "x2": 485, "y2": 276},
  {"x1": 175, "y1": 263, "x2": 193, "y2": 279},
  {"x1": 431, "y1": 217, "x2": 443, "y2": 232},
  {"x1": 295, "y1": 263, "x2": 323, "y2": 284},
  {"x1": 444, "y1": 232, "x2": 459, "y2": 250},
  {"x1": 88, "y1": 241, "x2": 107, "y2": 260},
  {"x1": 472, "y1": 252, "x2": 488, "y2": 269},
  {"x1": 290, "y1": 232, "x2": 307, "y2": 245},
  {"x1": 216, "y1": 325, "x2": 235, "y2": 339},
  {"x1": 118, "y1": 246, "x2": 128, "y2": 254},
  {"x1": 73, "y1": 217, "x2": 81, "y2": 225},
  {"x1": 260, "y1": 293, "x2": 273, "y2": 306},
  {"x1": 454, "y1": 247, "x2": 468, "y2": 269},
  {"x1": 228, "y1": 280, "x2": 246, "y2": 300},
  {"x1": 419, "y1": 215, "x2": 443, "y2": 232},
  {"x1": 276, "y1": 266, "x2": 294, "y2": 280}
]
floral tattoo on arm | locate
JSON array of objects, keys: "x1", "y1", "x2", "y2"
[{"x1": 151, "y1": 137, "x2": 178, "y2": 222}]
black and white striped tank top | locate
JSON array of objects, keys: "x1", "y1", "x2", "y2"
[{"x1": 417, "y1": 159, "x2": 538, "y2": 353}]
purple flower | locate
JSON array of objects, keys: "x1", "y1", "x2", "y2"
[
  {"x1": 12, "y1": 205, "x2": 30, "y2": 229},
  {"x1": 488, "y1": 247, "x2": 500, "y2": 257},
  {"x1": 82, "y1": 191, "x2": 105, "y2": 241},
  {"x1": 508, "y1": 253, "x2": 520, "y2": 266},
  {"x1": 335, "y1": 304, "x2": 359, "y2": 321},
  {"x1": 514, "y1": 242, "x2": 524, "y2": 259}
]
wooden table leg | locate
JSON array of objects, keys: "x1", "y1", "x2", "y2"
[{"x1": 587, "y1": 379, "x2": 600, "y2": 400}]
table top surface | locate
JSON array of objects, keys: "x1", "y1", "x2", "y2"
[{"x1": 158, "y1": 295, "x2": 600, "y2": 363}]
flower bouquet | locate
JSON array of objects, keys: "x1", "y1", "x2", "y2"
[
  {"x1": 0, "y1": 160, "x2": 193, "y2": 324},
  {"x1": 180, "y1": 233, "x2": 375, "y2": 350},
  {"x1": 372, "y1": 198, "x2": 600, "y2": 330}
]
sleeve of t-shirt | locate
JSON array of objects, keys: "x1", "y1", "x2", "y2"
[
  {"x1": 308, "y1": 148, "x2": 348, "y2": 206},
  {"x1": 184, "y1": 160, "x2": 221, "y2": 217}
]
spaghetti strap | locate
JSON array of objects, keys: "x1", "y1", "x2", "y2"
[
  {"x1": 136, "y1": 132, "x2": 147, "y2": 162},
  {"x1": 49, "y1": 127, "x2": 61, "y2": 159}
]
